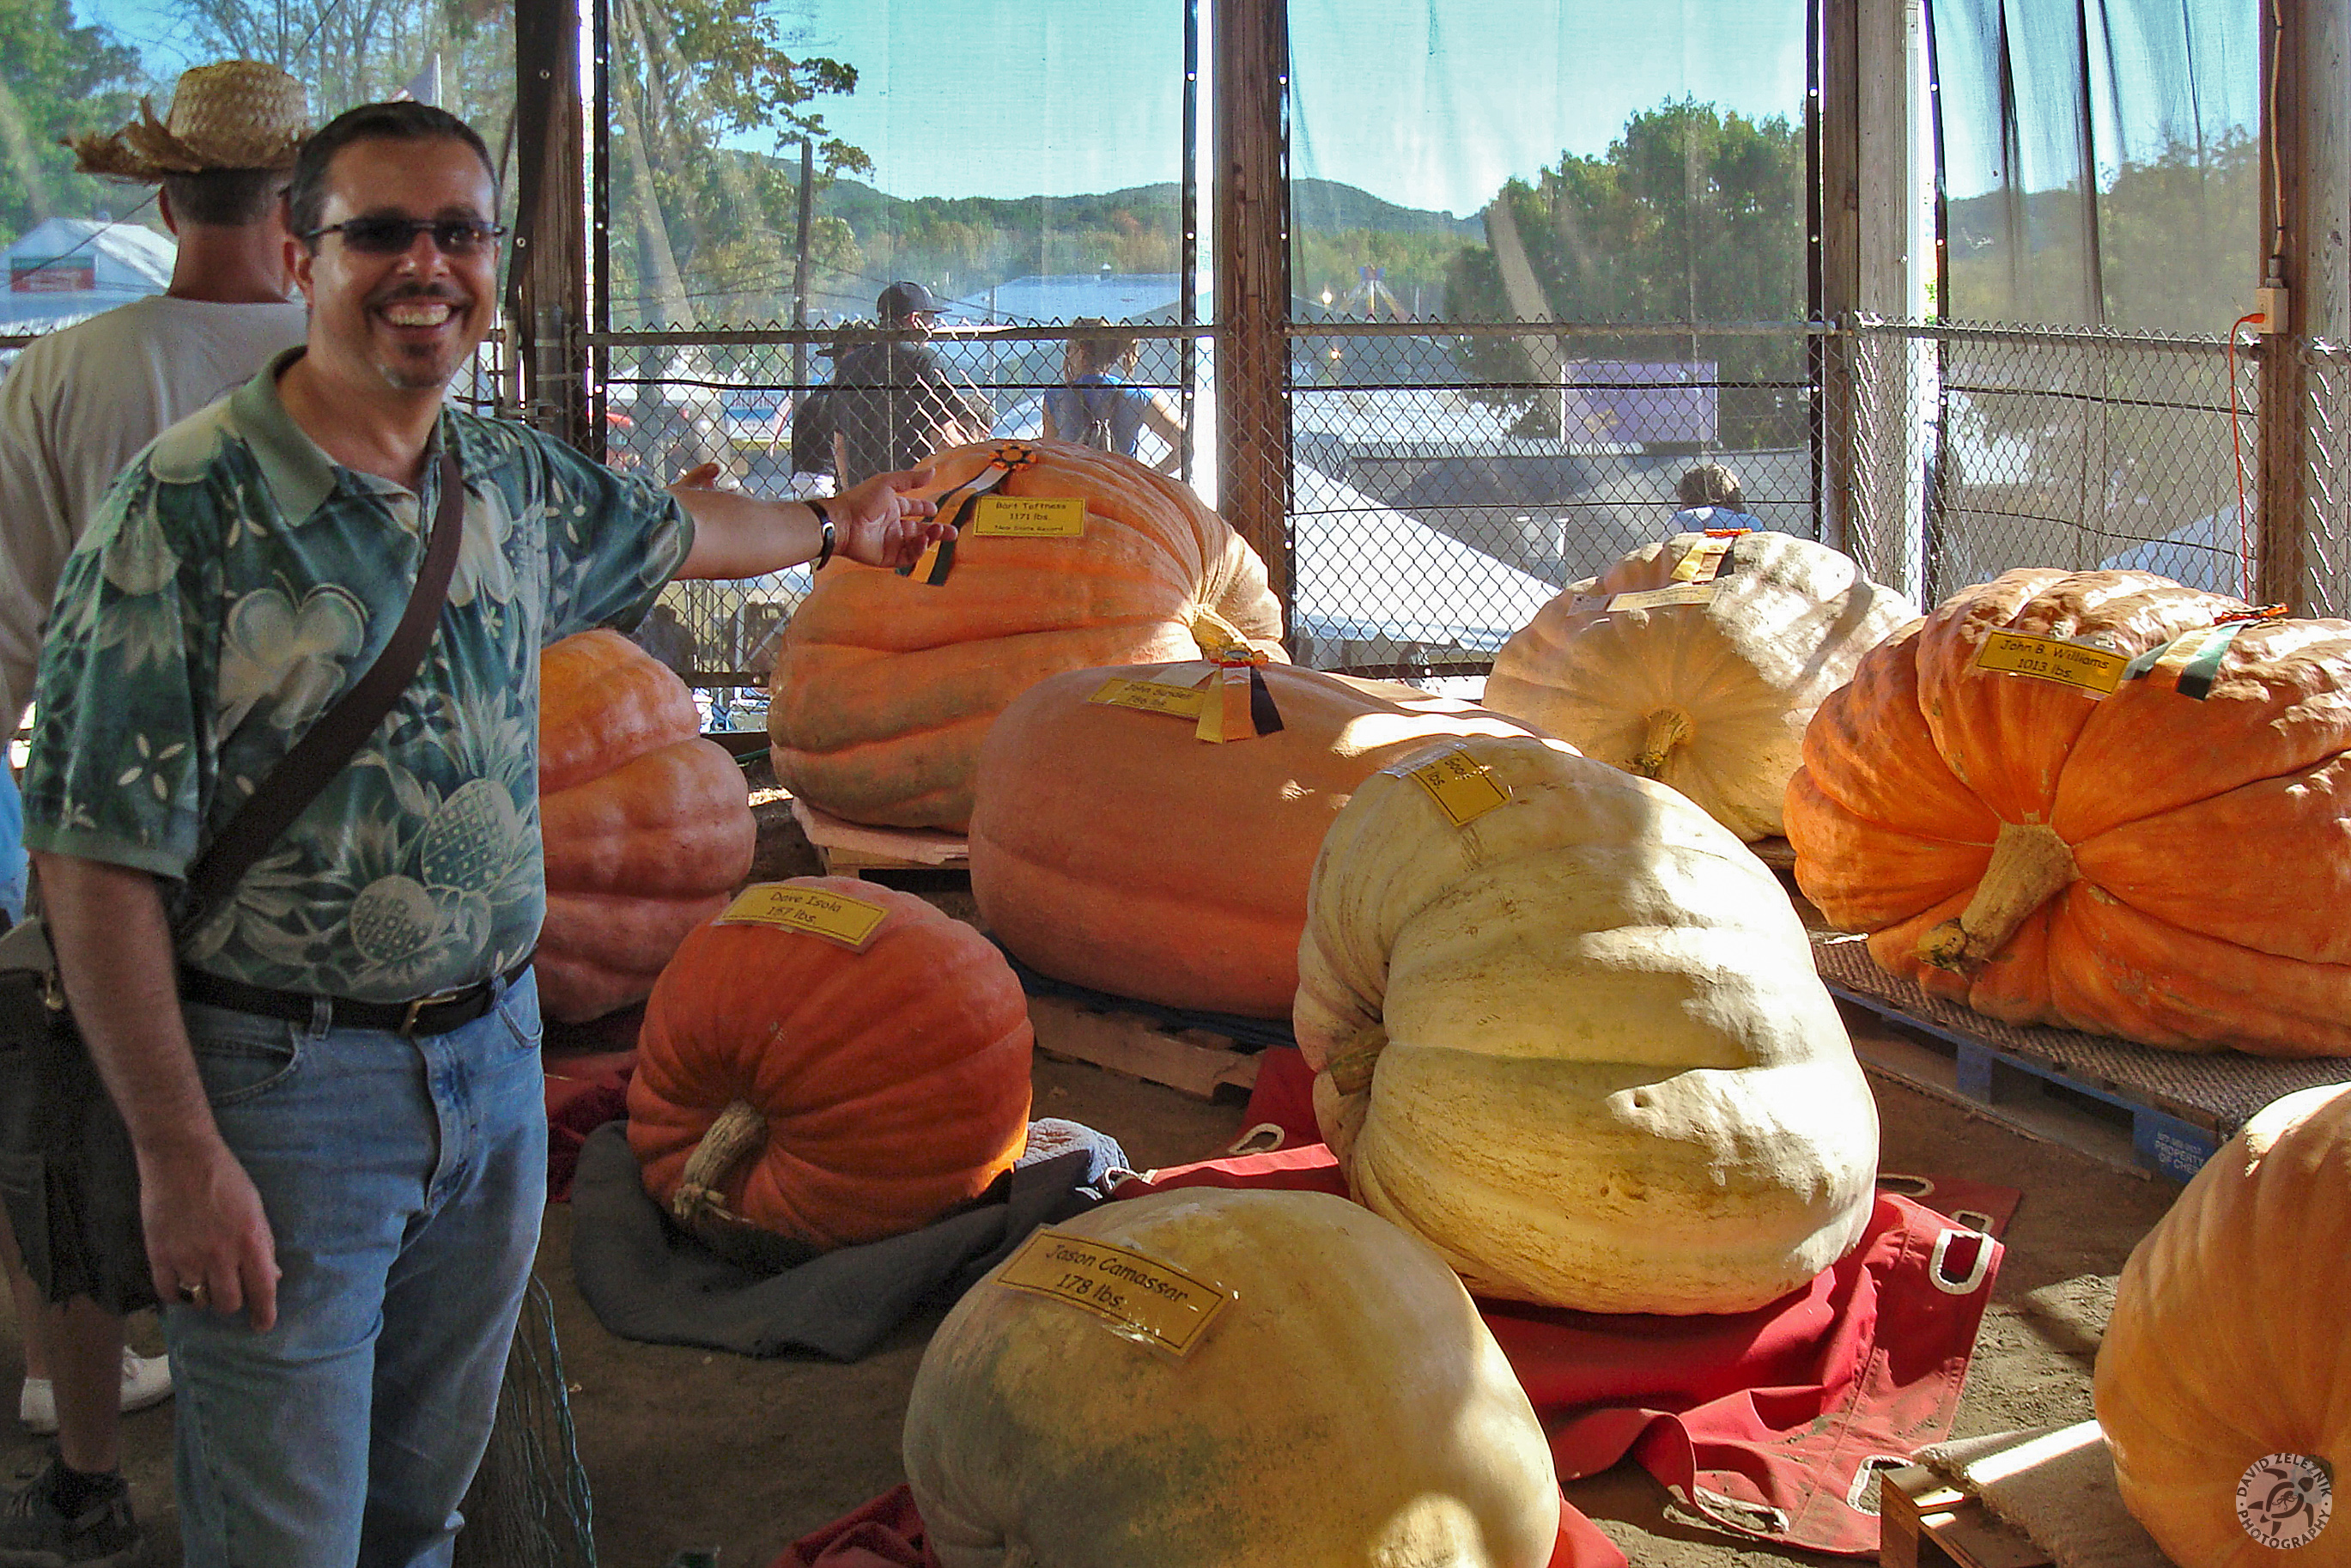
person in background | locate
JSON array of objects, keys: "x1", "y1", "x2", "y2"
[
  {"x1": 1041, "y1": 317, "x2": 1186, "y2": 475},
  {"x1": 1669, "y1": 461, "x2": 1765, "y2": 532},
  {"x1": 792, "y1": 280, "x2": 993, "y2": 486},
  {"x1": 0, "y1": 59, "x2": 312, "y2": 1565},
  {"x1": 20, "y1": 100, "x2": 945, "y2": 1568}
]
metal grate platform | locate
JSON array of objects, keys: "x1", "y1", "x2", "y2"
[{"x1": 1813, "y1": 932, "x2": 2351, "y2": 1181}]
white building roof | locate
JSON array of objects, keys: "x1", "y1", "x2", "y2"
[{"x1": 3, "y1": 218, "x2": 175, "y2": 333}]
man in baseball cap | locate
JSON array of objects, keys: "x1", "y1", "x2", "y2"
[
  {"x1": 0, "y1": 59, "x2": 309, "y2": 1565},
  {"x1": 793, "y1": 280, "x2": 993, "y2": 485}
]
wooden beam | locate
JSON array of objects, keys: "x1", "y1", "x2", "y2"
[
  {"x1": 1212, "y1": 0, "x2": 1293, "y2": 638},
  {"x1": 511, "y1": 0, "x2": 592, "y2": 453},
  {"x1": 2260, "y1": 0, "x2": 2350, "y2": 613},
  {"x1": 1816, "y1": 0, "x2": 1862, "y2": 555}
]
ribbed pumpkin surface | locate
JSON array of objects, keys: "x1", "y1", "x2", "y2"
[
  {"x1": 2095, "y1": 1084, "x2": 2351, "y2": 1567},
  {"x1": 1483, "y1": 530, "x2": 1917, "y2": 840},
  {"x1": 627, "y1": 878, "x2": 1034, "y2": 1252},
  {"x1": 536, "y1": 629, "x2": 754, "y2": 1023},
  {"x1": 903, "y1": 1187, "x2": 1562, "y2": 1568},
  {"x1": 1297, "y1": 732, "x2": 1879, "y2": 1315},
  {"x1": 969, "y1": 665, "x2": 1543, "y2": 1018},
  {"x1": 768, "y1": 440, "x2": 1285, "y2": 830},
  {"x1": 1787, "y1": 568, "x2": 2351, "y2": 1054}
]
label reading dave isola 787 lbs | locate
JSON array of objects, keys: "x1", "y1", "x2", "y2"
[
  {"x1": 1971, "y1": 630, "x2": 2130, "y2": 696},
  {"x1": 995, "y1": 1228, "x2": 1233, "y2": 1356}
]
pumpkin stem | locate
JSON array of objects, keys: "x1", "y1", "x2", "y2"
[
  {"x1": 1188, "y1": 605, "x2": 1253, "y2": 658},
  {"x1": 1918, "y1": 821, "x2": 2079, "y2": 974},
  {"x1": 670, "y1": 1098, "x2": 768, "y2": 1230},
  {"x1": 1321, "y1": 1024, "x2": 1388, "y2": 1097},
  {"x1": 1630, "y1": 706, "x2": 1696, "y2": 780}
]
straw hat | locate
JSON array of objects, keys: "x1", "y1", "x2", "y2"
[{"x1": 70, "y1": 61, "x2": 309, "y2": 179}]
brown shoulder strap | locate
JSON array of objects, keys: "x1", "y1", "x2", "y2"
[{"x1": 176, "y1": 449, "x2": 467, "y2": 930}]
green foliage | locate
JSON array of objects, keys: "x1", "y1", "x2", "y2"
[
  {"x1": 1443, "y1": 97, "x2": 1809, "y2": 446},
  {"x1": 0, "y1": 0, "x2": 145, "y2": 240},
  {"x1": 1945, "y1": 129, "x2": 2258, "y2": 334}
]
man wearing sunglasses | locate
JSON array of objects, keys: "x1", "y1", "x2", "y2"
[{"x1": 18, "y1": 100, "x2": 946, "y2": 1568}]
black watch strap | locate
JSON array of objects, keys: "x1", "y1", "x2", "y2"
[{"x1": 809, "y1": 496, "x2": 836, "y2": 568}]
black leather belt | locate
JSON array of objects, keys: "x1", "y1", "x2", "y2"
[{"x1": 179, "y1": 957, "x2": 533, "y2": 1037}]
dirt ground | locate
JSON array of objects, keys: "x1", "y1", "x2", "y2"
[{"x1": 0, "y1": 810, "x2": 2189, "y2": 1566}]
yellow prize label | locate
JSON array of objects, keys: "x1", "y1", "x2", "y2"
[
  {"x1": 1608, "y1": 581, "x2": 1719, "y2": 613},
  {"x1": 1087, "y1": 678, "x2": 1210, "y2": 719},
  {"x1": 1972, "y1": 631, "x2": 2129, "y2": 696},
  {"x1": 1388, "y1": 748, "x2": 1512, "y2": 827},
  {"x1": 1669, "y1": 536, "x2": 1735, "y2": 583},
  {"x1": 715, "y1": 883, "x2": 890, "y2": 951},
  {"x1": 994, "y1": 1228, "x2": 1232, "y2": 1356},
  {"x1": 969, "y1": 495, "x2": 1087, "y2": 538}
]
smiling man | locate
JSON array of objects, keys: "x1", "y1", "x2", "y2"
[{"x1": 17, "y1": 101, "x2": 944, "y2": 1568}]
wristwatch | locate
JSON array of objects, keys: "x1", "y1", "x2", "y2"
[{"x1": 809, "y1": 496, "x2": 835, "y2": 569}]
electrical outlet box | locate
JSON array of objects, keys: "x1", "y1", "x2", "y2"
[{"x1": 2255, "y1": 284, "x2": 2290, "y2": 333}]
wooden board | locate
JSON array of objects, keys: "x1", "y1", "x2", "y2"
[
  {"x1": 1028, "y1": 994, "x2": 1261, "y2": 1101},
  {"x1": 1880, "y1": 1465, "x2": 2051, "y2": 1568},
  {"x1": 786, "y1": 796, "x2": 969, "y2": 880}
]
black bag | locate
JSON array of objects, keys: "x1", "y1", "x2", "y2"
[{"x1": 0, "y1": 452, "x2": 465, "y2": 1313}]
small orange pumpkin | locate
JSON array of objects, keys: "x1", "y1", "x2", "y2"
[
  {"x1": 1788, "y1": 569, "x2": 2351, "y2": 1054},
  {"x1": 537, "y1": 629, "x2": 756, "y2": 1024},
  {"x1": 627, "y1": 878, "x2": 1034, "y2": 1258},
  {"x1": 768, "y1": 440, "x2": 1285, "y2": 831}
]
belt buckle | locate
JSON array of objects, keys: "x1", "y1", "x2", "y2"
[{"x1": 399, "y1": 985, "x2": 471, "y2": 1037}]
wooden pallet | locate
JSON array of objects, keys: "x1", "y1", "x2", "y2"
[
  {"x1": 787, "y1": 796, "x2": 970, "y2": 880},
  {"x1": 1880, "y1": 1464, "x2": 2051, "y2": 1568},
  {"x1": 1839, "y1": 1002, "x2": 2222, "y2": 1182},
  {"x1": 1028, "y1": 993, "x2": 1261, "y2": 1101}
]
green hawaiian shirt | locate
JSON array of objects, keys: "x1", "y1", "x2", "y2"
[{"x1": 21, "y1": 349, "x2": 693, "y2": 1003}]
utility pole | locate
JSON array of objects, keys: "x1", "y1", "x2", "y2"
[{"x1": 793, "y1": 137, "x2": 816, "y2": 391}]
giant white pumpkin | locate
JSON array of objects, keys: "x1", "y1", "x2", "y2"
[
  {"x1": 2094, "y1": 1084, "x2": 2351, "y2": 1567},
  {"x1": 902, "y1": 1187, "x2": 1563, "y2": 1568},
  {"x1": 1483, "y1": 530, "x2": 1917, "y2": 841},
  {"x1": 1296, "y1": 732, "x2": 1880, "y2": 1314}
]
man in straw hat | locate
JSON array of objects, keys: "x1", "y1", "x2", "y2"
[
  {"x1": 17, "y1": 99, "x2": 946, "y2": 1565},
  {"x1": 0, "y1": 58, "x2": 309, "y2": 1565}
]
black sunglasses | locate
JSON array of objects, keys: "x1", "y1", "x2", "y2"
[{"x1": 302, "y1": 216, "x2": 507, "y2": 255}]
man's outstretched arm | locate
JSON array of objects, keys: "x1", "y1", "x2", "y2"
[{"x1": 668, "y1": 464, "x2": 945, "y2": 580}]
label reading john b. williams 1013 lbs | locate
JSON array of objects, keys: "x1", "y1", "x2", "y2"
[
  {"x1": 1972, "y1": 631, "x2": 2129, "y2": 696},
  {"x1": 995, "y1": 1228, "x2": 1232, "y2": 1356}
]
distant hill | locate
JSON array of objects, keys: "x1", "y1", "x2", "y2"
[{"x1": 802, "y1": 169, "x2": 1481, "y2": 240}]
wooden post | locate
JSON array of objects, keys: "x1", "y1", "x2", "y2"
[
  {"x1": 2260, "y1": 0, "x2": 2350, "y2": 612},
  {"x1": 793, "y1": 137, "x2": 814, "y2": 391},
  {"x1": 1816, "y1": 0, "x2": 1862, "y2": 555},
  {"x1": 1852, "y1": 0, "x2": 1927, "y2": 599},
  {"x1": 1212, "y1": 0, "x2": 1293, "y2": 635},
  {"x1": 511, "y1": 0, "x2": 592, "y2": 453}
]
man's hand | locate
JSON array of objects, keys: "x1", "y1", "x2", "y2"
[
  {"x1": 830, "y1": 465, "x2": 950, "y2": 570},
  {"x1": 139, "y1": 1136, "x2": 281, "y2": 1330}
]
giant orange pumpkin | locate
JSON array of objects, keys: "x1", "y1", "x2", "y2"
[
  {"x1": 537, "y1": 629, "x2": 756, "y2": 1024},
  {"x1": 2095, "y1": 1084, "x2": 2351, "y2": 1567},
  {"x1": 627, "y1": 878, "x2": 1034, "y2": 1259},
  {"x1": 969, "y1": 664, "x2": 1544, "y2": 1017},
  {"x1": 768, "y1": 440, "x2": 1285, "y2": 831},
  {"x1": 1787, "y1": 569, "x2": 2351, "y2": 1055}
]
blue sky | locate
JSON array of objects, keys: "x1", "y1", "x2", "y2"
[{"x1": 79, "y1": 0, "x2": 1813, "y2": 215}]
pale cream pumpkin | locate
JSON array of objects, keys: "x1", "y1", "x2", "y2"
[
  {"x1": 2094, "y1": 1084, "x2": 2351, "y2": 1568},
  {"x1": 1484, "y1": 531, "x2": 1918, "y2": 841},
  {"x1": 902, "y1": 1187, "x2": 1562, "y2": 1568},
  {"x1": 1296, "y1": 732, "x2": 1880, "y2": 1314}
]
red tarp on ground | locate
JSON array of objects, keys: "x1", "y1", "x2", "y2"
[{"x1": 774, "y1": 1043, "x2": 2013, "y2": 1564}]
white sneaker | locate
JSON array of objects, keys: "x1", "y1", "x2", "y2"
[{"x1": 17, "y1": 1349, "x2": 172, "y2": 1435}]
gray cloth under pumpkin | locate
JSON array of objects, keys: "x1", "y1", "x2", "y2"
[{"x1": 568, "y1": 1117, "x2": 1130, "y2": 1361}]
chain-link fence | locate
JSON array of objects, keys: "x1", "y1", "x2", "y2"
[
  {"x1": 1832, "y1": 318, "x2": 2270, "y2": 609},
  {"x1": 2299, "y1": 338, "x2": 2351, "y2": 618}
]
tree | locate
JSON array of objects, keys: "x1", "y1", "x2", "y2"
[
  {"x1": 0, "y1": 0, "x2": 145, "y2": 241},
  {"x1": 605, "y1": 0, "x2": 865, "y2": 328},
  {"x1": 1444, "y1": 98, "x2": 1808, "y2": 446}
]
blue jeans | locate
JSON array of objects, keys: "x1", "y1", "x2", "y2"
[{"x1": 165, "y1": 970, "x2": 547, "y2": 1568}]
